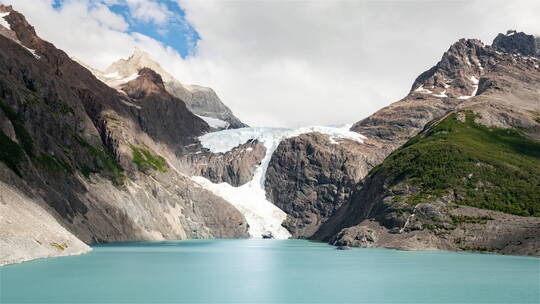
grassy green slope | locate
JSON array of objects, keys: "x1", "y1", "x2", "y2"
[{"x1": 371, "y1": 112, "x2": 540, "y2": 217}]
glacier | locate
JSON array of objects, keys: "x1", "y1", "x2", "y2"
[{"x1": 192, "y1": 125, "x2": 366, "y2": 239}]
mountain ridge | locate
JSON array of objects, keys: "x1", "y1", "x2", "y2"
[{"x1": 87, "y1": 47, "x2": 247, "y2": 130}]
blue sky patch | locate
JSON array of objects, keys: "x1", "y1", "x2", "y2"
[{"x1": 52, "y1": 0, "x2": 199, "y2": 58}]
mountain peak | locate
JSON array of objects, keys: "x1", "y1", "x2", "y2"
[
  {"x1": 119, "y1": 67, "x2": 166, "y2": 99},
  {"x1": 138, "y1": 67, "x2": 165, "y2": 86},
  {"x1": 409, "y1": 38, "x2": 490, "y2": 99},
  {"x1": 0, "y1": 4, "x2": 40, "y2": 48},
  {"x1": 98, "y1": 48, "x2": 248, "y2": 129},
  {"x1": 128, "y1": 47, "x2": 152, "y2": 62},
  {"x1": 492, "y1": 30, "x2": 539, "y2": 57}
]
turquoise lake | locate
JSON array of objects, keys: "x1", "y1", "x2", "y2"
[{"x1": 1, "y1": 239, "x2": 538, "y2": 303}]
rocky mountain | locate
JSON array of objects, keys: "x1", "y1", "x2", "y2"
[
  {"x1": 0, "y1": 5, "x2": 248, "y2": 266},
  {"x1": 264, "y1": 38, "x2": 485, "y2": 239},
  {"x1": 85, "y1": 47, "x2": 247, "y2": 130},
  {"x1": 492, "y1": 30, "x2": 539, "y2": 58},
  {"x1": 309, "y1": 32, "x2": 540, "y2": 255}
]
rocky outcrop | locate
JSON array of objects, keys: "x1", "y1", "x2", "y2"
[
  {"x1": 265, "y1": 133, "x2": 387, "y2": 238},
  {"x1": 0, "y1": 5, "x2": 248, "y2": 265},
  {"x1": 179, "y1": 140, "x2": 266, "y2": 186},
  {"x1": 119, "y1": 67, "x2": 210, "y2": 150},
  {"x1": 492, "y1": 30, "x2": 539, "y2": 58},
  {"x1": 95, "y1": 48, "x2": 247, "y2": 129},
  {"x1": 353, "y1": 38, "x2": 496, "y2": 144},
  {"x1": 186, "y1": 84, "x2": 247, "y2": 129}
]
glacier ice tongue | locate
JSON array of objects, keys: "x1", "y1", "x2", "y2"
[{"x1": 193, "y1": 125, "x2": 365, "y2": 239}]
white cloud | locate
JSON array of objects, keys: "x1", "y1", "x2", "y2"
[
  {"x1": 0, "y1": 0, "x2": 538, "y2": 127},
  {"x1": 125, "y1": 0, "x2": 171, "y2": 25},
  {"x1": 173, "y1": 0, "x2": 540, "y2": 127},
  {"x1": 89, "y1": 3, "x2": 128, "y2": 31}
]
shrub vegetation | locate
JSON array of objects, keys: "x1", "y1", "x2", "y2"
[{"x1": 375, "y1": 112, "x2": 540, "y2": 217}]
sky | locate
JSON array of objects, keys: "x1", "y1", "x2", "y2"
[{"x1": 1, "y1": 0, "x2": 539, "y2": 127}]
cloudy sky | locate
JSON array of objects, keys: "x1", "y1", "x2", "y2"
[{"x1": 1, "y1": 0, "x2": 539, "y2": 127}]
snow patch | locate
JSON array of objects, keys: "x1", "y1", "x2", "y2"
[
  {"x1": 433, "y1": 90, "x2": 447, "y2": 98},
  {"x1": 329, "y1": 137, "x2": 339, "y2": 144},
  {"x1": 0, "y1": 12, "x2": 11, "y2": 30},
  {"x1": 195, "y1": 125, "x2": 365, "y2": 238},
  {"x1": 458, "y1": 76, "x2": 479, "y2": 100},
  {"x1": 476, "y1": 60, "x2": 484, "y2": 73},
  {"x1": 117, "y1": 73, "x2": 139, "y2": 84},
  {"x1": 104, "y1": 72, "x2": 120, "y2": 79},
  {"x1": 196, "y1": 115, "x2": 229, "y2": 129},
  {"x1": 23, "y1": 46, "x2": 40, "y2": 59},
  {"x1": 414, "y1": 85, "x2": 433, "y2": 94}
]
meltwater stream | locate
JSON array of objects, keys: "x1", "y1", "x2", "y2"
[{"x1": 1, "y1": 240, "x2": 538, "y2": 303}]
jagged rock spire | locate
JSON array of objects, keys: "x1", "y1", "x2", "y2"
[{"x1": 492, "y1": 30, "x2": 539, "y2": 58}]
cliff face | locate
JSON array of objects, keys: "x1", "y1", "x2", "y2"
[
  {"x1": 0, "y1": 5, "x2": 248, "y2": 265},
  {"x1": 492, "y1": 30, "x2": 539, "y2": 58},
  {"x1": 179, "y1": 140, "x2": 266, "y2": 187},
  {"x1": 265, "y1": 133, "x2": 387, "y2": 238}
]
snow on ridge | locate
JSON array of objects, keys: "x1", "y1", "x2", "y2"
[
  {"x1": 458, "y1": 75, "x2": 479, "y2": 100},
  {"x1": 414, "y1": 85, "x2": 433, "y2": 95},
  {"x1": 476, "y1": 60, "x2": 484, "y2": 73},
  {"x1": 433, "y1": 90, "x2": 448, "y2": 98},
  {"x1": 193, "y1": 125, "x2": 366, "y2": 239},
  {"x1": 104, "y1": 71, "x2": 120, "y2": 79},
  {"x1": 23, "y1": 46, "x2": 40, "y2": 59},
  {"x1": 196, "y1": 115, "x2": 229, "y2": 129},
  {"x1": 0, "y1": 12, "x2": 11, "y2": 30},
  {"x1": 199, "y1": 125, "x2": 365, "y2": 154},
  {"x1": 117, "y1": 73, "x2": 139, "y2": 84}
]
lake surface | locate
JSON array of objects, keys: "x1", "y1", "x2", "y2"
[{"x1": 1, "y1": 239, "x2": 539, "y2": 303}]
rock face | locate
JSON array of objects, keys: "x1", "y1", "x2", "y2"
[
  {"x1": 265, "y1": 133, "x2": 387, "y2": 238},
  {"x1": 0, "y1": 177, "x2": 90, "y2": 266},
  {"x1": 492, "y1": 30, "x2": 539, "y2": 58},
  {"x1": 179, "y1": 140, "x2": 266, "y2": 186},
  {"x1": 119, "y1": 67, "x2": 210, "y2": 150},
  {"x1": 92, "y1": 48, "x2": 247, "y2": 129},
  {"x1": 0, "y1": 5, "x2": 248, "y2": 265},
  {"x1": 312, "y1": 34, "x2": 540, "y2": 256}
]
